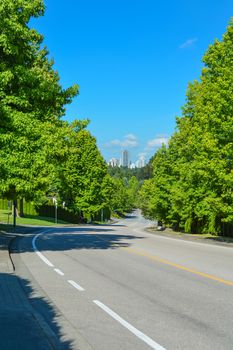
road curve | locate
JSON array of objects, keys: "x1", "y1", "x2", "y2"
[{"x1": 11, "y1": 211, "x2": 233, "y2": 349}]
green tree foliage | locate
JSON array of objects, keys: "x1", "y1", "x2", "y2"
[
  {"x1": 108, "y1": 175, "x2": 140, "y2": 214},
  {"x1": 57, "y1": 124, "x2": 112, "y2": 218},
  {"x1": 109, "y1": 177, "x2": 131, "y2": 214},
  {"x1": 108, "y1": 161, "x2": 153, "y2": 182},
  {"x1": 0, "y1": 0, "x2": 138, "y2": 221},
  {"x1": 107, "y1": 159, "x2": 154, "y2": 215},
  {"x1": 127, "y1": 176, "x2": 140, "y2": 208},
  {"x1": 139, "y1": 145, "x2": 173, "y2": 222},
  {"x1": 108, "y1": 162, "x2": 149, "y2": 214},
  {"x1": 0, "y1": 0, "x2": 78, "y2": 201},
  {"x1": 139, "y1": 20, "x2": 233, "y2": 235}
]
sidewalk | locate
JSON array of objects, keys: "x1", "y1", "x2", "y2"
[
  {"x1": 0, "y1": 231, "x2": 15, "y2": 273},
  {"x1": 0, "y1": 229, "x2": 55, "y2": 349}
]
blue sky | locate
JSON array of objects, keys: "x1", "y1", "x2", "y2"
[{"x1": 31, "y1": 0, "x2": 232, "y2": 163}]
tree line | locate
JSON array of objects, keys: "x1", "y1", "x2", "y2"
[
  {"x1": 3, "y1": 1, "x2": 231, "y2": 233},
  {"x1": 0, "y1": 0, "x2": 139, "y2": 222},
  {"x1": 139, "y1": 20, "x2": 233, "y2": 236}
]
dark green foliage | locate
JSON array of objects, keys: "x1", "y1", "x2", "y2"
[
  {"x1": 108, "y1": 175, "x2": 140, "y2": 215},
  {"x1": 0, "y1": 198, "x2": 36, "y2": 215},
  {"x1": 37, "y1": 205, "x2": 83, "y2": 223},
  {"x1": 108, "y1": 161, "x2": 153, "y2": 182},
  {"x1": 0, "y1": 199, "x2": 10, "y2": 210},
  {"x1": 22, "y1": 200, "x2": 37, "y2": 216},
  {"x1": 107, "y1": 159, "x2": 154, "y2": 215}
]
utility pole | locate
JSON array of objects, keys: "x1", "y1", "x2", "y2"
[
  {"x1": 54, "y1": 198, "x2": 58, "y2": 224},
  {"x1": 13, "y1": 200, "x2": 17, "y2": 228}
]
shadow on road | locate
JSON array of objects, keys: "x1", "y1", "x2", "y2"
[
  {"x1": 39, "y1": 233, "x2": 143, "y2": 250},
  {"x1": 0, "y1": 272, "x2": 74, "y2": 350},
  {"x1": 10, "y1": 226, "x2": 144, "y2": 253}
]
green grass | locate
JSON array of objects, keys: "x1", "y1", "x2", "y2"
[{"x1": 0, "y1": 209, "x2": 70, "y2": 227}]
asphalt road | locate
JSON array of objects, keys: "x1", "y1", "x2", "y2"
[{"x1": 11, "y1": 210, "x2": 233, "y2": 349}]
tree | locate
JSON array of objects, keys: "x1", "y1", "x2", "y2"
[
  {"x1": 139, "y1": 19, "x2": 233, "y2": 235},
  {"x1": 108, "y1": 177, "x2": 131, "y2": 214},
  {"x1": 58, "y1": 124, "x2": 111, "y2": 218},
  {"x1": 127, "y1": 176, "x2": 140, "y2": 209},
  {"x1": 172, "y1": 20, "x2": 233, "y2": 234},
  {"x1": 139, "y1": 145, "x2": 173, "y2": 223},
  {"x1": 0, "y1": 0, "x2": 78, "y2": 208}
]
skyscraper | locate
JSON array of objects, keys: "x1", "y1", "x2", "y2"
[
  {"x1": 121, "y1": 150, "x2": 129, "y2": 167},
  {"x1": 108, "y1": 158, "x2": 119, "y2": 167},
  {"x1": 136, "y1": 155, "x2": 146, "y2": 168}
]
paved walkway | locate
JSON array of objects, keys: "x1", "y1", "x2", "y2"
[{"x1": 0, "y1": 229, "x2": 55, "y2": 349}]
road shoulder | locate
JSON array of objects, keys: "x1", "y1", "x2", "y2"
[{"x1": 145, "y1": 226, "x2": 233, "y2": 248}]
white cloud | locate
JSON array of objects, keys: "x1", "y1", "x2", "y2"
[
  {"x1": 179, "y1": 38, "x2": 197, "y2": 49},
  {"x1": 125, "y1": 134, "x2": 137, "y2": 141},
  {"x1": 106, "y1": 134, "x2": 138, "y2": 148},
  {"x1": 146, "y1": 135, "x2": 169, "y2": 149},
  {"x1": 138, "y1": 152, "x2": 147, "y2": 159}
]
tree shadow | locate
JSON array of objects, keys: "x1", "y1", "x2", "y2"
[
  {"x1": 11, "y1": 226, "x2": 144, "y2": 252},
  {"x1": 38, "y1": 233, "x2": 142, "y2": 250},
  {"x1": 0, "y1": 272, "x2": 74, "y2": 349}
]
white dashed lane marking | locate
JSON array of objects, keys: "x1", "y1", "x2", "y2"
[
  {"x1": 68, "y1": 279, "x2": 85, "y2": 292},
  {"x1": 32, "y1": 230, "x2": 167, "y2": 350},
  {"x1": 93, "y1": 300, "x2": 166, "y2": 350},
  {"x1": 54, "y1": 268, "x2": 65, "y2": 276}
]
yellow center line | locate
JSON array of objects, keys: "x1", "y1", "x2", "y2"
[{"x1": 124, "y1": 247, "x2": 233, "y2": 287}]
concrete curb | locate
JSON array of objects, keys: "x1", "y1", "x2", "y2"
[{"x1": 0, "y1": 231, "x2": 17, "y2": 273}]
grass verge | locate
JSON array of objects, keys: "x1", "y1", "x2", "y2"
[{"x1": 0, "y1": 209, "x2": 70, "y2": 227}]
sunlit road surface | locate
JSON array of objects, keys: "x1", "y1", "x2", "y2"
[{"x1": 12, "y1": 210, "x2": 233, "y2": 349}]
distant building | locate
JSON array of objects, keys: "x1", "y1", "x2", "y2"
[
  {"x1": 136, "y1": 155, "x2": 146, "y2": 168},
  {"x1": 130, "y1": 163, "x2": 136, "y2": 169},
  {"x1": 108, "y1": 158, "x2": 119, "y2": 167},
  {"x1": 108, "y1": 150, "x2": 147, "y2": 169},
  {"x1": 121, "y1": 150, "x2": 129, "y2": 167}
]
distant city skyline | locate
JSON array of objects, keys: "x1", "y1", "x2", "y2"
[
  {"x1": 104, "y1": 133, "x2": 168, "y2": 164},
  {"x1": 108, "y1": 149, "x2": 147, "y2": 168}
]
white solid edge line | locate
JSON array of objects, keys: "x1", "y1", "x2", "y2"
[
  {"x1": 32, "y1": 232, "x2": 54, "y2": 267},
  {"x1": 68, "y1": 280, "x2": 85, "y2": 292},
  {"x1": 54, "y1": 268, "x2": 65, "y2": 276},
  {"x1": 93, "y1": 300, "x2": 166, "y2": 350},
  {"x1": 132, "y1": 227, "x2": 232, "y2": 251}
]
